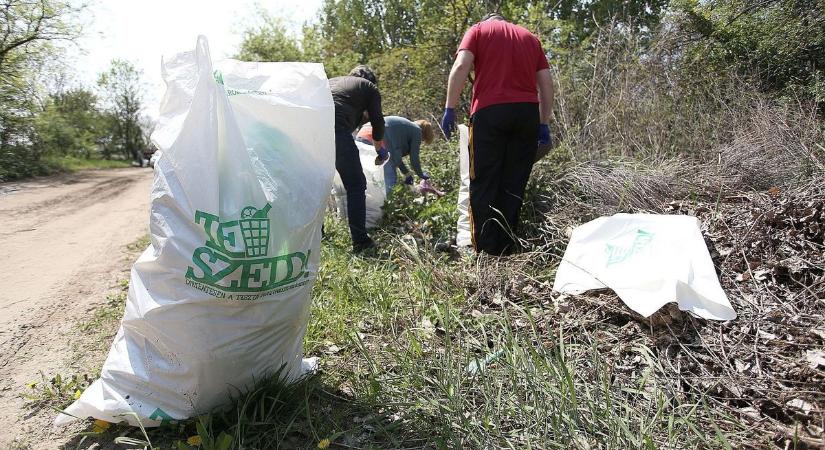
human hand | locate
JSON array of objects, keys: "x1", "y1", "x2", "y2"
[
  {"x1": 441, "y1": 108, "x2": 456, "y2": 140},
  {"x1": 375, "y1": 147, "x2": 389, "y2": 165},
  {"x1": 538, "y1": 123, "x2": 551, "y2": 146}
]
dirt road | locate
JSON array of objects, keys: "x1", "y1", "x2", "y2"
[{"x1": 0, "y1": 168, "x2": 154, "y2": 449}]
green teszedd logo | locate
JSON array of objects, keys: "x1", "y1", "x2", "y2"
[
  {"x1": 605, "y1": 228, "x2": 654, "y2": 267},
  {"x1": 185, "y1": 203, "x2": 312, "y2": 299}
]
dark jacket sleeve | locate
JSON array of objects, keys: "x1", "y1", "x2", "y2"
[{"x1": 366, "y1": 84, "x2": 385, "y2": 141}]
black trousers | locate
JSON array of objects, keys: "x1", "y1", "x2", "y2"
[
  {"x1": 469, "y1": 102, "x2": 539, "y2": 255},
  {"x1": 335, "y1": 130, "x2": 370, "y2": 246}
]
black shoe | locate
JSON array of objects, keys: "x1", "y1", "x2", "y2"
[{"x1": 353, "y1": 238, "x2": 377, "y2": 254}]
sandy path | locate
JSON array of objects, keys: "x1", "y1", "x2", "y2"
[{"x1": 0, "y1": 168, "x2": 154, "y2": 449}]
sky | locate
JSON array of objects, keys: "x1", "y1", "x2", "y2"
[{"x1": 68, "y1": 0, "x2": 323, "y2": 117}]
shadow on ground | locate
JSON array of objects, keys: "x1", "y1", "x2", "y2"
[{"x1": 59, "y1": 374, "x2": 436, "y2": 450}]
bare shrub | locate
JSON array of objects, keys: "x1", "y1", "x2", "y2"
[
  {"x1": 553, "y1": 20, "x2": 824, "y2": 195},
  {"x1": 719, "y1": 99, "x2": 825, "y2": 190}
]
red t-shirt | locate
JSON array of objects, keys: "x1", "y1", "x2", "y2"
[{"x1": 458, "y1": 20, "x2": 549, "y2": 114}]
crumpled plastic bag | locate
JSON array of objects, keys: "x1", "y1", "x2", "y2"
[{"x1": 553, "y1": 213, "x2": 736, "y2": 320}]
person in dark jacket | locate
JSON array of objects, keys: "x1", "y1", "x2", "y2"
[{"x1": 329, "y1": 65, "x2": 387, "y2": 253}]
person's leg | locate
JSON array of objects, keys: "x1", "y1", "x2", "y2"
[
  {"x1": 383, "y1": 160, "x2": 398, "y2": 196},
  {"x1": 334, "y1": 130, "x2": 371, "y2": 248},
  {"x1": 469, "y1": 105, "x2": 508, "y2": 254},
  {"x1": 494, "y1": 103, "x2": 540, "y2": 254}
]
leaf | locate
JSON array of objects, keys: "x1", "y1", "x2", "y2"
[
  {"x1": 752, "y1": 269, "x2": 771, "y2": 281},
  {"x1": 786, "y1": 398, "x2": 814, "y2": 413},
  {"x1": 805, "y1": 350, "x2": 825, "y2": 369},
  {"x1": 214, "y1": 432, "x2": 233, "y2": 450}
]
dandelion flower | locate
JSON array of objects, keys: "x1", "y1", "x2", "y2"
[
  {"x1": 73, "y1": 389, "x2": 82, "y2": 400},
  {"x1": 317, "y1": 438, "x2": 331, "y2": 449},
  {"x1": 187, "y1": 435, "x2": 203, "y2": 446},
  {"x1": 92, "y1": 419, "x2": 111, "y2": 433}
]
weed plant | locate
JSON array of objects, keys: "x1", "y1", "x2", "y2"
[{"x1": 61, "y1": 143, "x2": 749, "y2": 450}]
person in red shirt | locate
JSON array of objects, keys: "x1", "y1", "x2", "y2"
[{"x1": 441, "y1": 13, "x2": 555, "y2": 255}]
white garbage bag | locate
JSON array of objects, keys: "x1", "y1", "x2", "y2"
[
  {"x1": 330, "y1": 139, "x2": 386, "y2": 228},
  {"x1": 456, "y1": 125, "x2": 472, "y2": 247},
  {"x1": 553, "y1": 213, "x2": 736, "y2": 321},
  {"x1": 55, "y1": 36, "x2": 335, "y2": 427}
]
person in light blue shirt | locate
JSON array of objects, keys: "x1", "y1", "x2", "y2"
[{"x1": 357, "y1": 116, "x2": 436, "y2": 195}]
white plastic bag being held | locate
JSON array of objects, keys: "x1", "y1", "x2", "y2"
[
  {"x1": 456, "y1": 125, "x2": 471, "y2": 247},
  {"x1": 553, "y1": 214, "x2": 736, "y2": 320},
  {"x1": 330, "y1": 139, "x2": 386, "y2": 228},
  {"x1": 56, "y1": 36, "x2": 335, "y2": 426}
]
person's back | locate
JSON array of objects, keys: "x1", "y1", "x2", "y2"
[
  {"x1": 460, "y1": 19, "x2": 547, "y2": 114},
  {"x1": 440, "y1": 14, "x2": 555, "y2": 255},
  {"x1": 329, "y1": 75, "x2": 385, "y2": 138},
  {"x1": 383, "y1": 116, "x2": 417, "y2": 156}
]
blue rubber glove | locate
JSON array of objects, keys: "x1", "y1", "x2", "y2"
[
  {"x1": 404, "y1": 174, "x2": 414, "y2": 185},
  {"x1": 441, "y1": 108, "x2": 456, "y2": 140},
  {"x1": 538, "y1": 123, "x2": 551, "y2": 146},
  {"x1": 375, "y1": 147, "x2": 389, "y2": 165}
]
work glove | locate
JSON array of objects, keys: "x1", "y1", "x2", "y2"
[
  {"x1": 538, "y1": 123, "x2": 551, "y2": 146},
  {"x1": 375, "y1": 147, "x2": 389, "y2": 165},
  {"x1": 441, "y1": 108, "x2": 456, "y2": 140},
  {"x1": 404, "y1": 174, "x2": 414, "y2": 185}
]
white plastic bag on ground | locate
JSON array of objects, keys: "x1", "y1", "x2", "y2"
[
  {"x1": 553, "y1": 213, "x2": 736, "y2": 320},
  {"x1": 456, "y1": 125, "x2": 471, "y2": 247},
  {"x1": 55, "y1": 36, "x2": 334, "y2": 427},
  {"x1": 330, "y1": 139, "x2": 386, "y2": 228}
]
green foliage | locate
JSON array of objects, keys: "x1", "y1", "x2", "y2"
[
  {"x1": 0, "y1": 0, "x2": 81, "y2": 181},
  {"x1": 0, "y1": 0, "x2": 78, "y2": 71},
  {"x1": 34, "y1": 87, "x2": 104, "y2": 158},
  {"x1": 98, "y1": 60, "x2": 147, "y2": 162},
  {"x1": 236, "y1": 13, "x2": 305, "y2": 62},
  {"x1": 24, "y1": 372, "x2": 93, "y2": 409},
  {"x1": 676, "y1": 0, "x2": 825, "y2": 107}
]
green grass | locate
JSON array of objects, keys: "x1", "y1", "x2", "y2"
[
  {"x1": 52, "y1": 145, "x2": 741, "y2": 449},
  {"x1": 44, "y1": 155, "x2": 134, "y2": 172}
]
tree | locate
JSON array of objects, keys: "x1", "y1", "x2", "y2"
[
  {"x1": 236, "y1": 0, "x2": 673, "y2": 119},
  {"x1": 0, "y1": 0, "x2": 78, "y2": 72},
  {"x1": 675, "y1": 0, "x2": 825, "y2": 108},
  {"x1": 0, "y1": 0, "x2": 79, "y2": 180},
  {"x1": 34, "y1": 87, "x2": 103, "y2": 158},
  {"x1": 97, "y1": 60, "x2": 146, "y2": 162},
  {"x1": 237, "y1": 13, "x2": 305, "y2": 62}
]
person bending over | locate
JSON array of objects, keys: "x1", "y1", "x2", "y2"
[{"x1": 357, "y1": 116, "x2": 439, "y2": 196}]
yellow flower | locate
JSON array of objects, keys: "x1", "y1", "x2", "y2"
[
  {"x1": 73, "y1": 389, "x2": 82, "y2": 400},
  {"x1": 187, "y1": 435, "x2": 203, "y2": 446},
  {"x1": 317, "y1": 438, "x2": 331, "y2": 449},
  {"x1": 92, "y1": 419, "x2": 111, "y2": 433}
]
